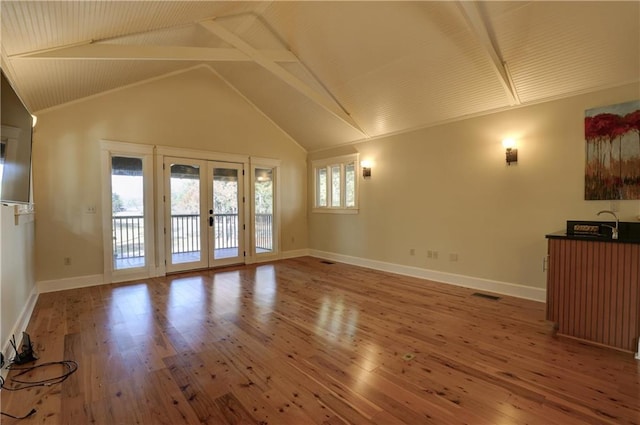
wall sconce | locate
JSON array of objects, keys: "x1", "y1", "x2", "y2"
[
  {"x1": 361, "y1": 160, "x2": 372, "y2": 178},
  {"x1": 502, "y1": 138, "x2": 517, "y2": 165}
]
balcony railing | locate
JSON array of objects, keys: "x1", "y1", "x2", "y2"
[
  {"x1": 112, "y1": 213, "x2": 273, "y2": 261},
  {"x1": 112, "y1": 215, "x2": 145, "y2": 260},
  {"x1": 214, "y1": 213, "x2": 239, "y2": 251},
  {"x1": 172, "y1": 214, "x2": 200, "y2": 254},
  {"x1": 255, "y1": 213, "x2": 273, "y2": 252}
]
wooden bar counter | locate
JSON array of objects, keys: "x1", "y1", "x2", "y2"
[{"x1": 546, "y1": 227, "x2": 640, "y2": 355}]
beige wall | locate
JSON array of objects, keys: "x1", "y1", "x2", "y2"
[
  {"x1": 33, "y1": 66, "x2": 308, "y2": 282},
  {"x1": 309, "y1": 83, "x2": 640, "y2": 290},
  {"x1": 27, "y1": 66, "x2": 640, "y2": 292},
  {"x1": 0, "y1": 205, "x2": 35, "y2": 355}
]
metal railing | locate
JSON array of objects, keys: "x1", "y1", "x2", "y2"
[
  {"x1": 214, "y1": 213, "x2": 238, "y2": 250},
  {"x1": 255, "y1": 213, "x2": 273, "y2": 251},
  {"x1": 112, "y1": 215, "x2": 144, "y2": 259},
  {"x1": 112, "y1": 213, "x2": 273, "y2": 260},
  {"x1": 172, "y1": 214, "x2": 200, "y2": 254}
]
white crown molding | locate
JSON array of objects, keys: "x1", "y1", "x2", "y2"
[{"x1": 34, "y1": 64, "x2": 210, "y2": 115}]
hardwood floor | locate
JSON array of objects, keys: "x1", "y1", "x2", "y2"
[{"x1": 1, "y1": 256, "x2": 639, "y2": 424}]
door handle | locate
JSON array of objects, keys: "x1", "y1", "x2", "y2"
[{"x1": 209, "y1": 216, "x2": 214, "y2": 227}]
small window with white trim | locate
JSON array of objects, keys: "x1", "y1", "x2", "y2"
[{"x1": 312, "y1": 154, "x2": 359, "y2": 213}]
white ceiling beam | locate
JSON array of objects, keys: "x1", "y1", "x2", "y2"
[
  {"x1": 10, "y1": 43, "x2": 299, "y2": 63},
  {"x1": 199, "y1": 19, "x2": 367, "y2": 136},
  {"x1": 456, "y1": 1, "x2": 521, "y2": 105}
]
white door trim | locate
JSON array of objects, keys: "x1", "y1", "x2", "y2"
[{"x1": 100, "y1": 140, "x2": 156, "y2": 283}]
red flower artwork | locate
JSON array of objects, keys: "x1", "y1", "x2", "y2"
[{"x1": 584, "y1": 100, "x2": 640, "y2": 200}]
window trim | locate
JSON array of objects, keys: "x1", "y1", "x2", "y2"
[
  {"x1": 100, "y1": 140, "x2": 155, "y2": 284},
  {"x1": 312, "y1": 153, "x2": 359, "y2": 214},
  {"x1": 250, "y1": 157, "x2": 281, "y2": 263}
]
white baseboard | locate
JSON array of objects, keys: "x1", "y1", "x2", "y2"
[
  {"x1": 32, "y1": 250, "x2": 544, "y2": 303},
  {"x1": 249, "y1": 249, "x2": 310, "y2": 264},
  {"x1": 37, "y1": 274, "x2": 104, "y2": 293},
  {"x1": 281, "y1": 248, "x2": 311, "y2": 259},
  {"x1": 309, "y1": 250, "x2": 546, "y2": 303},
  {"x1": 1, "y1": 285, "x2": 38, "y2": 379},
  {"x1": 33, "y1": 252, "x2": 311, "y2": 293}
]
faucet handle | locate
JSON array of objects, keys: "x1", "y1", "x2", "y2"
[{"x1": 600, "y1": 224, "x2": 619, "y2": 239}]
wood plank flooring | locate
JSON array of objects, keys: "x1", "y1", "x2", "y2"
[{"x1": 1, "y1": 256, "x2": 639, "y2": 424}]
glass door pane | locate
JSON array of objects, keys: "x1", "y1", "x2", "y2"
[
  {"x1": 165, "y1": 158, "x2": 208, "y2": 271},
  {"x1": 254, "y1": 167, "x2": 273, "y2": 254},
  {"x1": 210, "y1": 162, "x2": 244, "y2": 266},
  {"x1": 111, "y1": 156, "x2": 145, "y2": 270}
]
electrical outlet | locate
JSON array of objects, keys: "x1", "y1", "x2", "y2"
[
  {"x1": 64, "y1": 257, "x2": 71, "y2": 266},
  {"x1": 85, "y1": 205, "x2": 97, "y2": 214},
  {"x1": 427, "y1": 250, "x2": 433, "y2": 259},
  {"x1": 433, "y1": 251, "x2": 439, "y2": 260},
  {"x1": 409, "y1": 248, "x2": 415, "y2": 256},
  {"x1": 449, "y1": 253, "x2": 458, "y2": 262}
]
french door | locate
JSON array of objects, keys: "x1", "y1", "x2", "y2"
[
  {"x1": 164, "y1": 157, "x2": 245, "y2": 272},
  {"x1": 101, "y1": 140, "x2": 155, "y2": 284}
]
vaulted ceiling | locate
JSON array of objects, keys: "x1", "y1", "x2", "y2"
[{"x1": 1, "y1": 1, "x2": 639, "y2": 152}]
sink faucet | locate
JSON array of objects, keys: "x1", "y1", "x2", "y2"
[{"x1": 597, "y1": 210, "x2": 619, "y2": 239}]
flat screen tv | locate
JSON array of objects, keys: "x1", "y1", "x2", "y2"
[{"x1": 1, "y1": 69, "x2": 33, "y2": 205}]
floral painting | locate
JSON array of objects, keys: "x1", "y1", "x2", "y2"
[{"x1": 584, "y1": 100, "x2": 640, "y2": 200}]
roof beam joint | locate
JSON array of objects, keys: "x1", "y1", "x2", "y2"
[
  {"x1": 198, "y1": 18, "x2": 367, "y2": 137},
  {"x1": 456, "y1": 1, "x2": 521, "y2": 106}
]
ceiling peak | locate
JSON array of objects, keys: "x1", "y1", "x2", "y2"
[{"x1": 456, "y1": 1, "x2": 521, "y2": 106}]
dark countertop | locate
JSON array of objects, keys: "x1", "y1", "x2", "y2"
[
  {"x1": 546, "y1": 221, "x2": 640, "y2": 244},
  {"x1": 546, "y1": 231, "x2": 640, "y2": 244}
]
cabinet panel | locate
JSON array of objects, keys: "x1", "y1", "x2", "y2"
[{"x1": 546, "y1": 239, "x2": 640, "y2": 352}]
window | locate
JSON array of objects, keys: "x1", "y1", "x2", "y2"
[
  {"x1": 254, "y1": 167, "x2": 274, "y2": 254},
  {"x1": 111, "y1": 156, "x2": 145, "y2": 271},
  {"x1": 312, "y1": 154, "x2": 359, "y2": 213},
  {"x1": 100, "y1": 140, "x2": 155, "y2": 283},
  {"x1": 251, "y1": 157, "x2": 280, "y2": 260}
]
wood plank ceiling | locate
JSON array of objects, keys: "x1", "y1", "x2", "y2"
[{"x1": 2, "y1": 1, "x2": 639, "y2": 152}]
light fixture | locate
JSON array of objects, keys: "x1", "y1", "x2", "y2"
[
  {"x1": 361, "y1": 160, "x2": 372, "y2": 178},
  {"x1": 502, "y1": 138, "x2": 517, "y2": 165},
  {"x1": 31, "y1": 114, "x2": 37, "y2": 128}
]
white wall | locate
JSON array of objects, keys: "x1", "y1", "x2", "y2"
[
  {"x1": 0, "y1": 204, "x2": 36, "y2": 362},
  {"x1": 33, "y1": 66, "x2": 308, "y2": 284},
  {"x1": 309, "y1": 83, "x2": 640, "y2": 294}
]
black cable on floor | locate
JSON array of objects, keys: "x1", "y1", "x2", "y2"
[
  {"x1": 0, "y1": 408, "x2": 37, "y2": 420},
  {"x1": 0, "y1": 374, "x2": 37, "y2": 420},
  {"x1": 0, "y1": 360, "x2": 78, "y2": 420},
  {"x1": 2, "y1": 360, "x2": 78, "y2": 390}
]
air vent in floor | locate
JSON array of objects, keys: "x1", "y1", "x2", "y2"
[{"x1": 471, "y1": 292, "x2": 501, "y2": 301}]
